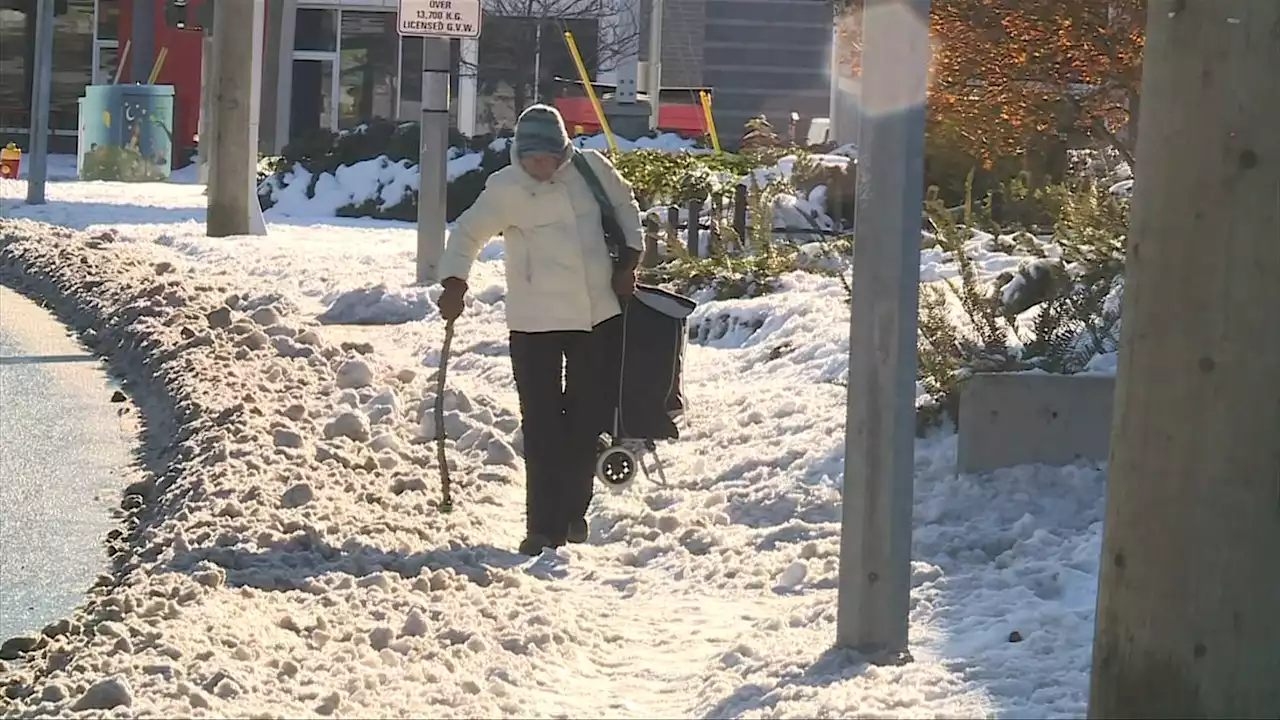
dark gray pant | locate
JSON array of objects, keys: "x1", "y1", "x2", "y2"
[{"x1": 509, "y1": 315, "x2": 622, "y2": 542}]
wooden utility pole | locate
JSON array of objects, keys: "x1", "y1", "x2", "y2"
[{"x1": 1089, "y1": 1, "x2": 1280, "y2": 718}]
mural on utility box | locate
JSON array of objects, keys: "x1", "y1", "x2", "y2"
[{"x1": 79, "y1": 86, "x2": 176, "y2": 182}]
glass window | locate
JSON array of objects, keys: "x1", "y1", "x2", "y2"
[
  {"x1": 294, "y1": 8, "x2": 337, "y2": 52},
  {"x1": 96, "y1": 0, "x2": 119, "y2": 42},
  {"x1": 338, "y1": 10, "x2": 397, "y2": 128},
  {"x1": 399, "y1": 36, "x2": 423, "y2": 120},
  {"x1": 0, "y1": 8, "x2": 30, "y2": 133},
  {"x1": 398, "y1": 37, "x2": 461, "y2": 125},
  {"x1": 476, "y1": 16, "x2": 536, "y2": 134},
  {"x1": 51, "y1": 0, "x2": 94, "y2": 132},
  {"x1": 96, "y1": 42, "x2": 119, "y2": 84},
  {"x1": 0, "y1": 0, "x2": 94, "y2": 135},
  {"x1": 290, "y1": 59, "x2": 335, "y2": 137},
  {"x1": 538, "y1": 18, "x2": 598, "y2": 101}
]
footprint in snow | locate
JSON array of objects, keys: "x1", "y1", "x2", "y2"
[{"x1": 523, "y1": 550, "x2": 570, "y2": 581}]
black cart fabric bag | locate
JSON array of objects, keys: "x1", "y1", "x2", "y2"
[{"x1": 571, "y1": 150, "x2": 697, "y2": 441}]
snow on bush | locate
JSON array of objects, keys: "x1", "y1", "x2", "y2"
[
  {"x1": 259, "y1": 131, "x2": 701, "y2": 220},
  {"x1": 258, "y1": 121, "x2": 858, "y2": 251}
]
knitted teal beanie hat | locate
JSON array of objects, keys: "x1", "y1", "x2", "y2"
[{"x1": 514, "y1": 104, "x2": 571, "y2": 158}]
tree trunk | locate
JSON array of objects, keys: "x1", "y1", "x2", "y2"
[
  {"x1": 1123, "y1": 86, "x2": 1140, "y2": 158},
  {"x1": 1088, "y1": 1, "x2": 1280, "y2": 718}
]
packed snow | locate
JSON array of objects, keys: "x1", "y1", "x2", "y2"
[{"x1": 0, "y1": 177, "x2": 1108, "y2": 718}]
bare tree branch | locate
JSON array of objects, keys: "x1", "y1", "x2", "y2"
[
  {"x1": 461, "y1": 0, "x2": 640, "y2": 74},
  {"x1": 465, "y1": 0, "x2": 641, "y2": 132}
]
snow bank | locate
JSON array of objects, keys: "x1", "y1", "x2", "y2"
[
  {"x1": 316, "y1": 285, "x2": 434, "y2": 326},
  {"x1": 0, "y1": 220, "x2": 564, "y2": 717},
  {"x1": 1, "y1": 207, "x2": 1105, "y2": 718}
]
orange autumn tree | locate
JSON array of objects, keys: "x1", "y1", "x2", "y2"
[{"x1": 836, "y1": 0, "x2": 1145, "y2": 169}]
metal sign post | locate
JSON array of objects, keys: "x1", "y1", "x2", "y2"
[
  {"x1": 25, "y1": 0, "x2": 55, "y2": 205},
  {"x1": 645, "y1": 0, "x2": 665, "y2": 131},
  {"x1": 836, "y1": 0, "x2": 931, "y2": 662},
  {"x1": 398, "y1": 0, "x2": 482, "y2": 286}
]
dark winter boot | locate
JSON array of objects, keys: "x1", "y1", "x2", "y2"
[
  {"x1": 518, "y1": 533, "x2": 560, "y2": 556},
  {"x1": 566, "y1": 517, "x2": 589, "y2": 544}
]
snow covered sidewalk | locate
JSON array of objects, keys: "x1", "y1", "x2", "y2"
[{"x1": 0, "y1": 184, "x2": 1103, "y2": 719}]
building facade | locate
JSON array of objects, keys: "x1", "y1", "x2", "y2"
[
  {"x1": 0, "y1": 0, "x2": 104, "y2": 154},
  {"x1": 0, "y1": 0, "x2": 833, "y2": 160},
  {"x1": 636, "y1": 0, "x2": 833, "y2": 145}
]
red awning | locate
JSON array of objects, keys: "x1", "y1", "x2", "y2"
[{"x1": 553, "y1": 97, "x2": 708, "y2": 139}]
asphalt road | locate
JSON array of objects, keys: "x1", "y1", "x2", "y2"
[{"x1": 0, "y1": 286, "x2": 135, "y2": 641}]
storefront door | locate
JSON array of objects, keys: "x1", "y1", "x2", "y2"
[{"x1": 290, "y1": 53, "x2": 338, "y2": 137}]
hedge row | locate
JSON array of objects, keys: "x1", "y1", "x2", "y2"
[{"x1": 256, "y1": 118, "x2": 855, "y2": 223}]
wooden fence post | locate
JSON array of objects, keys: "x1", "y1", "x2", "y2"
[
  {"x1": 686, "y1": 198, "x2": 701, "y2": 257},
  {"x1": 710, "y1": 193, "x2": 723, "y2": 254},
  {"x1": 733, "y1": 184, "x2": 748, "y2": 252},
  {"x1": 666, "y1": 205, "x2": 680, "y2": 256},
  {"x1": 642, "y1": 213, "x2": 661, "y2": 268},
  {"x1": 846, "y1": 163, "x2": 858, "y2": 231},
  {"x1": 829, "y1": 170, "x2": 845, "y2": 228}
]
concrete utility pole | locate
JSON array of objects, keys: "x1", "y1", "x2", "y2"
[
  {"x1": 198, "y1": 30, "x2": 214, "y2": 186},
  {"x1": 206, "y1": 0, "x2": 268, "y2": 237},
  {"x1": 645, "y1": 0, "x2": 665, "y2": 130},
  {"x1": 1088, "y1": 2, "x2": 1280, "y2": 717},
  {"x1": 828, "y1": 21, "x2": 861, "y2": 146},
  {"x1": 24, "y1": 0, "x2": 54, "y2": 205},
  {"x1": 417, "y1": 38, "x2": 451, "y2": 285},
  {"x1": 835, "y1": 0, "x2": 930, "y2": 661}
]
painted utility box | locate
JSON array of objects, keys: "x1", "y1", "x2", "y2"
[{"x1": 78, "y1": 84, "x2": 176, "y2": 182}]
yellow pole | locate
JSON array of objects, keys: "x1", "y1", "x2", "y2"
[
  {"x1": 563, "y1": 31, "x2": 619, "y2": 156},
  {"x1": 699, "y1": 91, "x2": 722, "y2": 154},
  {"x1": 148, "y1": 46, "x2": 169, "y2": 84},
  {"x1": 112, "y1": 40, "x2": 131, "y2": 84}
]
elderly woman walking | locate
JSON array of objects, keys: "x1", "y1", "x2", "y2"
[{"x1": 435, "y1": 104, "x2": 645, "y2": 556}]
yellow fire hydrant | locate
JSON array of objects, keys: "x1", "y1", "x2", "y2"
[{"x1": 0, "y1": 143, "x2": 21, "y2": 179}]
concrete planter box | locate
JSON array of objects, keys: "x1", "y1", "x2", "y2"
[{"x1": 957, "y1": 372, "x2": 1116, "y2": 474}]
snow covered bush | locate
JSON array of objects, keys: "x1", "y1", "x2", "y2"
[
  {"x1": 257, "y1": 120, "x2": 706, "y2": 221},
  {"x1": 254, "y1": 120, "x2": 867, "y2": 304},
  {"x1": 915, "y1": 180, "x2": 1128, "y2": 431},
  {"x1": 637, "y1": 153, "x2": 857, "y2": 302},
  {"x1": 642, "y1": 247, "x2": 811, "y2": 303},
  {"x1": 257, "y1": 121, "x2": 517, "y2": 223},
  {"x1": 255, "y1": 119, "x2": 858, "y2": 236}
]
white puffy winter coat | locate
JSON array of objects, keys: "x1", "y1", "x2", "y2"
[{"x1": 437, "y1": 145, "x2": 645, "y2": 333}]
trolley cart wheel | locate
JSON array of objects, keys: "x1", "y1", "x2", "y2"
[{"x1": 595, "y1": 444, "x2": 639, "y2": 491}]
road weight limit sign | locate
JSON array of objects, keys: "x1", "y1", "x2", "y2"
[{"x1": 398, "y1": 0, "x2": 481, "y2": 38}]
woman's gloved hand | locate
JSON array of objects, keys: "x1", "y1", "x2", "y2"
[
  {"x1": 612, "y1": 267, "x2": 637, "y2": 297},
  {"x1": 437, "y1": 277, "x2": 468, "y2": 321}
]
